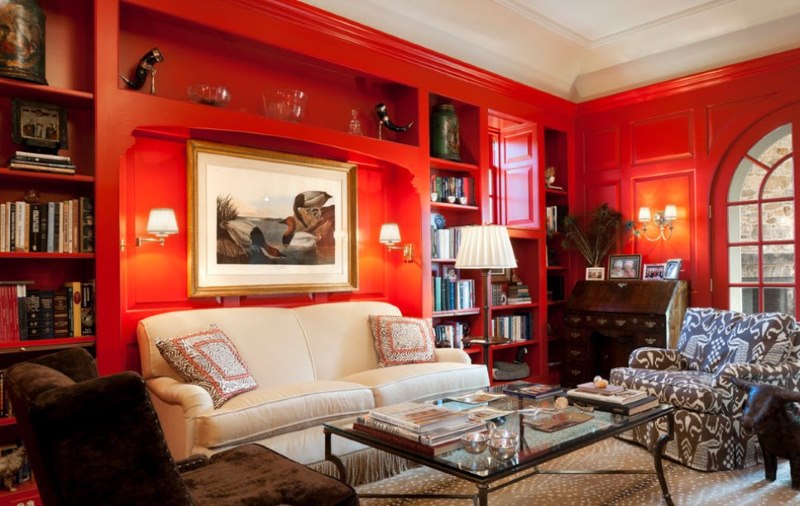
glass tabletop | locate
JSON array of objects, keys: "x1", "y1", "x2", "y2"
[{"x1": 324, "y1": 389, "x2": 673, "y2": 481}]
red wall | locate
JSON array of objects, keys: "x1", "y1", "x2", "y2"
[{"x1": 576, "y1": 49, "x2": 800, "y2": 307}]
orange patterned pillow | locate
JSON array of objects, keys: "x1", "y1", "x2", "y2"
[
  {"x1": 156, "y1": 326, "x2": 257, "y2": 408},
  {"x1": 369, "y1": 315, "x2": 436, "y2": 367}
]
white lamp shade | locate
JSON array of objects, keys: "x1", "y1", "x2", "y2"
[
  {"x1": 379, "y1": 223, "x2": 401, "y2": 244},
  {"x1": 663, "y1": 205, "x2": 678, "y2": 220},
  {"x1": 455, "y1": 225, "x2": 517, "y2": 269},
  {"x1": 146, "y1": 208, "x2": 179, "y2": 236},
  {"x1": 638, "y1": 206, "x2": 651, "y2": 222}
]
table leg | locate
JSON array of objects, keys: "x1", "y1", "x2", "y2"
[
  {"x1": 475, "y1": 483, "x2": 489, "y2": 506},
  {"x1": 653, "y1": 413, "x2": 675, "y2": 506},
  {"x1": 323, "y1": 428, "x2": 348, "y2": 483}
]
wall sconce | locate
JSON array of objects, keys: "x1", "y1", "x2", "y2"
[
  {"x1": 137, "y1": 208, "x2": 179, "y2": 247},
  {"x1": 635, "y1": 205, "x2": 677, "y2": 241},
  {"x1": 379, "y1": 223, "x2": 413, "y2": 262}
]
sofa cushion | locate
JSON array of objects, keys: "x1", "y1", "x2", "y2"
[
  {"x1": 724, "y1": 312, "x2": 794, "y2": 366},
  {"x1": 194, "y1": 380, "x2": 374, "y2": 450},
  {"x1": 369, "y1": 315, "x2": 436, "y2": 367},
  {"x1": 156, "y1": 326, "x2": 257, "y2": 408},
  {"x1": 341, "y1": 362, "x2": 490, "y2": 406},
  {"x1": 677, "y1": 308, "x2": 743, "y2": 372}
]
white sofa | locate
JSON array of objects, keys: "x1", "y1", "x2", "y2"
[{"x1": 137, "y1": 301, "x2": 489, "y2": 471}]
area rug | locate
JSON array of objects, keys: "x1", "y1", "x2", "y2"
[{"x1": 355, "y1": 437, "x2": 799, "y2": 505}]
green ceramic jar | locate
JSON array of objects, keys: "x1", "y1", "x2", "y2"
[{"x1": 430, "y1": 103, "x2": 460, "y2": 161}]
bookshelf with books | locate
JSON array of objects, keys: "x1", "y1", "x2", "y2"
[
  {"x1": 544, "y1": 127, "x2": 572, "y2": 383},
  {"x1": 0, "y1": 2, "x2": 96, "y2": 503}
]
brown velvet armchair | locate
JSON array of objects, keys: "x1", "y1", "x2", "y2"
[{"x1": 4, "y1": 348, "x2": 358, "y2": 506}]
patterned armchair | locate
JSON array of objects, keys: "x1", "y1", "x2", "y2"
[{"x1": 610, "y1": 307, "x2": 800, "y2": 471}]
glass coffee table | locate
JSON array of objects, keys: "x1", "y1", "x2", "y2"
[{"x1": 323, "y1": 391, "x2": 675, "y2": 506}]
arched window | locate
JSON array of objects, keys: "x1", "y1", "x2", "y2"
[{"x1": 726, "y1": 124, "x2": 795, "y2": 315}]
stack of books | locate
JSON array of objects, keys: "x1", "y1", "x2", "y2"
[
  {"x1": 503, "y1": 381, "x2": 563, "y2": 399},
  {"x1": 353, "y1": 402, "x2": 485, "y2": 456},
  {"x1": 9, "y1": 151, "x2": 76, "y2": 175},
  {"x1": 566, "y1": 382, "x2": 659, "y2": 415},
  {"x1": 506, "y1": 283, "x2": 531, "y2": 304}
]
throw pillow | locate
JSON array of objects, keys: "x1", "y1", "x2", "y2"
[
  {"x1": 677, "y1": 307, "x2": 744, "y2": 372},
  {"x1": 369, "y1": 315, "x2": 436, "y2": 368},
  {"x1": 156, "y1": 326, "x2": 257, "y2": 408},
  {"x1": 725, "y1": 312, "x2": 795, "y2": 366}
]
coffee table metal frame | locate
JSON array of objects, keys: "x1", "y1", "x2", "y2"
[{"x1": 324, "y1": 402, "x2": 675, "y2": 506}]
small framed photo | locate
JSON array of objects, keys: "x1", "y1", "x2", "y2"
[
  {"x1": 11, "y1": 98, "x2": 69, "y2": 153},
  {"x1": 608, "y1": 254, "x2": 642, "y2": 280},
  {"x1": 643, "y1": 263, "x2": 666, "y2": 280},
  {"x1": 664, "y1": 258, "x2": 682, "y2": 280},
  {"x1": 489, "y1": 268, "x2": 510, "y2": 282},
  {"x1": 586, "y1": 267, "x2": 605, "y2": 281}
]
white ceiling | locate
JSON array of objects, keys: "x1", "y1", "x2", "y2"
[{"x1": 300, "y1": 0, "x2": 800, "y2": 102}]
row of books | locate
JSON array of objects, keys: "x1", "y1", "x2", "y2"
[
  {"x1": 431, "y1": 226, "x2": 464, "y2": 260},
  {"x1": 433, "y1": 321, "x2": 468, "y2": 349},
  {"x1": 0, "y1": 280, "x2": 95, "y2": 341},
  {"x1": 432, "y1": 276, "x2": 475, "y2": 312},
  {"x1": 490, "y1": 313, "x2": 532, "y2": 341},
  {"x1": 0, "y1": 197, "x2": 94, "y2": 253},
  {"x1": 10, "y1": 150, "x2": 76, "y2": 175},
  {"x1": 430, "y1": 175, "x2": 475, "y2": 204},
  {"x1": 354, "y1": 401, "x2": 485, "y2": 456}
]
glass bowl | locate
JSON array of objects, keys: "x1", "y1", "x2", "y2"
[
  {"x1": 264, "y1": 88, "x2": 307, "y2": 122},
  {"x1": 187, "y1": 83, "x2": 231, "y2": 107},
  {"x1": 461, "y1": 431, "x2": 489, "y2": 454},
  {"x1": 488, "y1": 436, "x2": 518, "y2": 460}
]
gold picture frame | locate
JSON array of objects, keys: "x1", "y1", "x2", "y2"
[{"x1": 187, "y1": 140, "x2": 358, "y2": 296}]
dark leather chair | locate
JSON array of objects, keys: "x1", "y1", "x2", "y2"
[{"x1": 4, "y1": 348, "x2": 358, "y2": 506}]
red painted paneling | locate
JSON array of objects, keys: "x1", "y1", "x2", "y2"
[
  {"x1": 583, "y1": 128, "x2": 619, "y2": 172},
  {"x1": 584, "y1": 181, "x2": 621, "y2": 213},
  {"x1": 631, "y1": 111, "x2": 693, "y2": 165},
  {"x1": 632, "y1": 173, "x2": 693, "y2": 269}
]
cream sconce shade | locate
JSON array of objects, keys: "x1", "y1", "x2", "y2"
[
  {"x1": 137, "y1": 208, "x2": 179, "y2": 247},
  {"x1": 379, "y1": 223, "x2": 413, "y2": 262},
  {"x1": 635, "y1": 205, "x2": 677, "y2": 241}
]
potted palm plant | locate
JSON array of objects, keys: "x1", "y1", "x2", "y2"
[{"x1": 561, "y1": 203, "x2": 631, "y2": 267}]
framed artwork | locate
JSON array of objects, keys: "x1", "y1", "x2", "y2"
[
  {"x1": 664, "y1": 258, "x2": 682, "y2": 280},
  {"x1": 187, "y1": 140, "x2": 358, "y2": 297},
  {"x1": 608, "y1": 254, "x2": 642, "y2": 280},
  {"x1": 489, "y1": 267, "x2": 510, "y2": 282},
  {"x1": 586, "y1": 267, "x2": 605, "y2": 281},
  {"x1": 643, "y1": 263, "x2": 666, "y2": 280},
  {"x1": 11, "y1": 99, "x2": 68, "y2": 152}
]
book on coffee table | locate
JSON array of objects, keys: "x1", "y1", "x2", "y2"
[
  {"x1": 352, "y1": 422, "x2": 466, "y2": 456},
  {"x1": 566, "y1": 392, "x2": 660, "y2": 416},
  {"x1": 502, "y1": 381, "x2": 563, "y2": 399},
  {"x1": 565, "y1": 387, "x2": 648, "y2": 405},
  {"x1": 368, "y1": 402, "x2": 473, "y2": 433}
]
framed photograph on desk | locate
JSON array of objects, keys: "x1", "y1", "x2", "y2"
[
  {"x1": 664, "y1": 258, "x2": 682, "y2": 280},
  {"x1": 608, "y1": 254, "x2": 642, "y2": 280}
]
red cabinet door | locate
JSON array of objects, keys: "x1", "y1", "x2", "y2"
[{"x1": 498, "y1": 123, "x2": 538, "y2": 228}]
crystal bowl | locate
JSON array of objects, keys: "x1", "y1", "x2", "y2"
[
  {"x1": 461, "y1": 431, "x2": 489, "y2": 454},
  {"x1": 488, "y1": 437, "x2": 518, "y2": 460},
  {"x1": 264, "y1": 88, "x2": 307, "y2": 122},
  {"x1": 187, "y1": 83, "x2": 231, "y2": 107}
]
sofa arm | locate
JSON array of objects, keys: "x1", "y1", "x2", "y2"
[
  {"x1": 147, "y1": 376, "x2": 214, "y2": 416},
  {"x1": 628, "y1": 347, "x2": 686, "y2": 371},
  {"x1": 434, "y1": 348, "x2": 472, "y2": 364}
]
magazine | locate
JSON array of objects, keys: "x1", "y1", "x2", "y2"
[
  {"x1": 566, "y1": 388, "x2": 647, "y2": 405},
  {"x1": 445, "y1": 391, "x2": 506, "y2": 405},
  {"x1": 523, "y1": 410, "x2": 594, "y2": 432},
  {"x1": 467, "y1": 406, "x2": 514, "y2": 422}
]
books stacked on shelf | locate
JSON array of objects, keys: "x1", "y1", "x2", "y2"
[
  {"x1": 506, "y1": 283, "x2": 531, "y2": 304},
  {"x1": 434, "y1": 321, "x2": 468, "y2": 349},
  {"x1": 354, "y1": 402, "x2": 485, "y2": 456},
  {"x1": 9, "y1": 151, "x2": 77, "y2": 175},
  {"x1": 0, "y1": 281, "x2": 31, "y2": 341},
  {"x1": 503, "y1": 381, "x2": 563, "y2": 399},
  {"x1": 431, "y1": 226, "x2": 464, "y2": 260},
  {"x1": 22, "y1": 280, "x2": 94, "y2": 340},
  {"x1": 0, "y1": 197, "x2": 94, "y2": 253},
  {"x1": 545, "y1": 205, "x2": 568, "y2": 234},
  {"x1": 432, "y1": 275, "x2": 475, "y2": 312},
  {"x1": 566, "y1": 383, "x2": 660, "y2": 416},
  {"x1": 491, "y1": 313, "x2": 531, "y2": 341},
  {"x1": 491, "y1": 282, "x2": 505, "y2": 306},
  {"x1": 430, "y1": 174, "x2": 475, "y2": 205}
]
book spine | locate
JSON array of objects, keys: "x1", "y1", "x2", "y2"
[
  {"x1": 63, "y1": 282, "x2": 81, "y2": 337},
  {"x1": 80, "y1": 280, "x2": 95, "y2": 335},
  {"x1": 16, "y1": 284, "x2": 27, "y2": 340},
  {"x1": 46, "y1": 202, "x2": 55, "y2": 252},
  {"x1": 15, "y1": 202, "x2": 25, "y2": 252},
  {"x1": 28, "y1": 203, "x2": 41, "y2": 252},
  {"x1": 79, "y1": 197, "x2": 94, "y2": 253}
]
